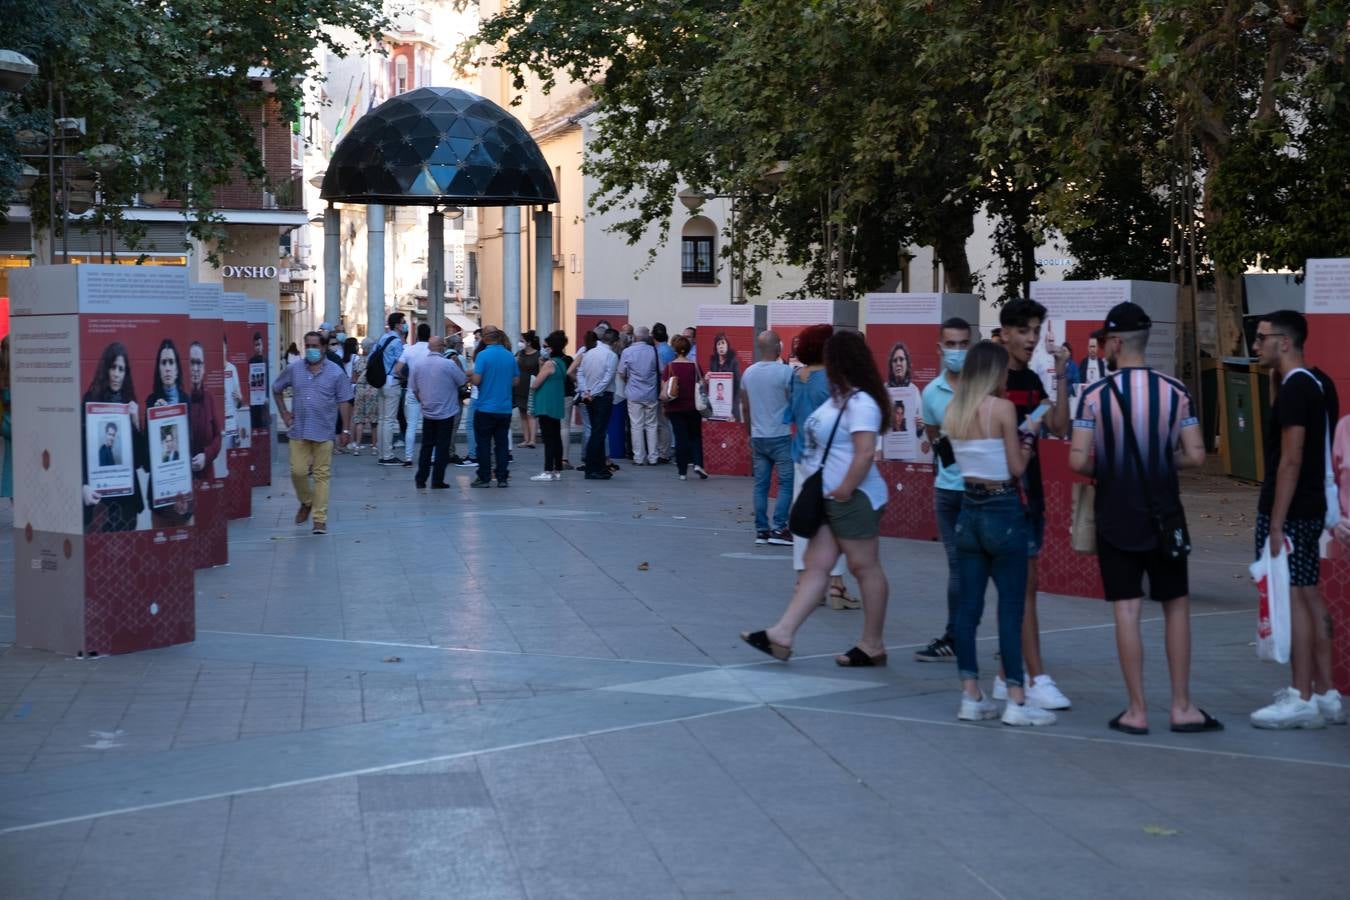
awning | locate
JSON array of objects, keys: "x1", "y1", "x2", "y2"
[{"x1": 446, "y1": 312, "x2": 478, "y2": 334}]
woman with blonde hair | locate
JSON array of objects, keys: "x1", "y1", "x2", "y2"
[{"x1": 943, "y1": 341, "x2": 1053, "y2": 726}]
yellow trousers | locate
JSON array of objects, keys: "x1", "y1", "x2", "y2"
[{"x1": 290, "y1": 439, "x2": 334, "y2": 524}]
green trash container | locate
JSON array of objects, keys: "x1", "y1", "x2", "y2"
[{"x1": 1221, "y1": 358, "x2": 1271, "y2": 482}]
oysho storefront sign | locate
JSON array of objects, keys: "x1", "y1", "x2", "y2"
[{"x1": 221, "y1": 265, "x2": 278, "y2": 279}]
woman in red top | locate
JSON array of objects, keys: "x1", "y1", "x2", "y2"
[{"x1": 661, "y1": 335, "x2": 708, "y2": 480}]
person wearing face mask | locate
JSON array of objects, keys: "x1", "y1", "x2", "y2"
[
  {"x1": 272, "y1": 331, "x2": 354, "y2": 534},
  {"x1": 916, "y1": 317, "x2": 974, "y2": 662}
]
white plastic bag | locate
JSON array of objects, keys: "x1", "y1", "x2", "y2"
[{"x1": 1250, "y1": 536, "x2": 1292, "y2": 664}]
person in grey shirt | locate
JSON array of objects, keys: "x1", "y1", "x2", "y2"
[
  {"x1": 619, "y1": 326, "x2": 662, "y2": 464},
  {"x1": 740, "y1": 330, "x2": 795, "y2": 544},
  {"x1": 409, "y1": 336, "x2": 468, "y2": 489}
]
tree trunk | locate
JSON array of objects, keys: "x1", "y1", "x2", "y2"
[
  {"x1": 933, "y1": 210, "x2": 976, "y2": 293},
  {"x1": 1201, "y1": 152, "x2": 1245, "y2": 359}
]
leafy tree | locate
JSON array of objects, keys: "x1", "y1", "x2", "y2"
[{"x1": 0, "y1": 0, "x2": 390, "y2": 260}]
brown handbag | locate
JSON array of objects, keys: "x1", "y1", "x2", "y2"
[{"x1": 1071, "y1": 482, "x2": 1096, "y2": 554}]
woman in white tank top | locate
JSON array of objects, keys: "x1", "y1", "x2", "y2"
[{"x1": 942, "y1": 342, "x2": 1056, "y2": 727}]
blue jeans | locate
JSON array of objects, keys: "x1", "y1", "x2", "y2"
[
  {"x1": 935, "y1": 488, "x2": 963, "y2": 640},
  {"x1": 751, "y1": 435, "x2": 794, "y2": 531},
  {"x1": 474, "y1": 411, "x2": 512, "y2": 483},
  {"x1": 608, "y1": 398, "x2": 628, "y2": 459},
  {"x1": 954, "y1": 487, "x2": 1029, "y2": 687}
]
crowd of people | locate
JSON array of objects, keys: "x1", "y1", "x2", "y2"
[{"x1": 275, "y1": 303, "x2": 1344, "y2": 733}]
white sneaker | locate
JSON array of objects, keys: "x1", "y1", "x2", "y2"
[
  {"x1": 1314, "y1": 689, "x2": 1346, "y2": 725},
  {"x1": 958, "y1": 693, "x2": 1000, "y2": 722},
  {"x1": 992, "y1": 676, "x2": 1008, "y2": 700},
  {"x1": 1026, "y1": 674, "x2": 1072, "y2": 710},
  {"x1": 1251, "y1": 688, "x2": 1327, "y2": 730},
  {"x1": 529, "y1": 472, "x2": 555, "y2": 482},
  {"x1": 1002, "y1": 702, "x2": 1057, "y2": 727}
]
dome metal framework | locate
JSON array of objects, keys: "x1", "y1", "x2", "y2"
[{"x1": 320, "y1": 86, "x2": 558, "y2": 206}]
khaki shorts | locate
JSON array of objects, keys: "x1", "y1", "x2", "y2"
[{"x1": 825, "y1": 492, "x2": 884, "y2": 540}]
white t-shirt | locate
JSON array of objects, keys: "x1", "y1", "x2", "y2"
[
  {"x1": 401, "y1": 341, "x2": 430, "y2": 376},
  {"x1": 800, "y1": 392, "x2": 887, "y2": 510}
]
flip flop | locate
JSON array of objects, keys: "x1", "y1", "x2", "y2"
[
  {"x1": 1170, "y1": 709, "x2": 1224, "y2": 733},
  {"x1": 740, "y1": 630, "x2": 792, "y2": 661},
  {"x1": 835, "y1": 646, "x2": 887, "y2": 667},
  {"x1": 1108, "y1": 712, "x2": 1149, "y2": 735}
]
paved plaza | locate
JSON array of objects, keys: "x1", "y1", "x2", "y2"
[{"x1": 1, "y1": 442, "x2": 1347, "y2": 899}]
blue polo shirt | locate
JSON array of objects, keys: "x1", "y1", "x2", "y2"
[
  {"x1": 473, "y1": 344, "x2": 519, "y2": 414},
  {"x1": 920, "y1": 371, "x2": 964, "y2": 492}
]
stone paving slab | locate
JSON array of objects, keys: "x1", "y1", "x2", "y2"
[{"x1": 0, "y1": 445, "x2": 1347, "y2": 898}]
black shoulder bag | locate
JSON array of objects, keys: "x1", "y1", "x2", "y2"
[
  {"x1": 1106, "y1": 376, "x2": 1190, "y2": 559},
  {"x1": 789, "y1": 393, "x2": 852, "y2": 538}
]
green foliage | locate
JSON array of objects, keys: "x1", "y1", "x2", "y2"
[{"x1": 0, "y1": 0, "x2": 390, "y2": 259}]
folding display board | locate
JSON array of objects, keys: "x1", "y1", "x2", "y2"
[
  {"x1": 221, "y1": 292, "x2": 252, "y2": 520},
  {"x1": 10, "y1": 264, "x2": 196, "y2": 655},
  {"x1": 188, "y1": 283, "x2": 228, "y2": 569},
  {"x1": 244, "y1": 299, "x2": 272, "y2": 487}
]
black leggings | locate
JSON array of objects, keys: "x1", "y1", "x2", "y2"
[
  {"x1": 668, "y1": 410, "x2": 704, "y2": 475},
  {"x1": 540, "y1": 415, "x2": 563, "y2": 471}
]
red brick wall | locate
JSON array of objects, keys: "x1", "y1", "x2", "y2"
[{"x1": 211, "y1": 96, "x2": 297, "y2": 210}]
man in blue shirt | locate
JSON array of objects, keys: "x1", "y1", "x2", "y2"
[
  {"x1": 470, "y1": 327, "x2": 519, "y2": 487},
  {"x1": 374, "y1": 312, "x2": 406, "y2": 466},
  {"x1": 917, "y1": 317, "x2": 973, "y2": 662}
]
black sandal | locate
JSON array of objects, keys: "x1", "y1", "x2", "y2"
[
  {"x1": 740, "y1": 630, "x2": 792, "y2": 661},
  {"x1": 1170, "y1": 709, "x2": 1224, "y2": 733},
  {"x1": 1108, "y1": 712, "x2": 1149, "y2": 735},
  {"x1": 835, "y1": 646, "x2": 887, "y2": 667}
]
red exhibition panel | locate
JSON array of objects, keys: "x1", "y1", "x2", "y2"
[
  {"x1": 245, "y1": 300, "x2": 271, "y2": 487},
  {"x1": 1305, "y1": 258, "x2": 1350, "y2": 691},
  {"x1": 701, "y1": 419, "x2": 750, "y2": 476},
  {"x1": 575, "y1": 298, "x2": 628, "y2": 341},
  {"x1": 875, "y1": 460, "x2": 939, "y2": 542},
  {"x1": 1037, "y1": 439, "x2": 1106, "y2": 600},
  {"x1": 221, "y1": 292, "x2": 252, "y2": 520},
  {"x1": 188, "y1": 283, "x2": 228, "y2": 569}
]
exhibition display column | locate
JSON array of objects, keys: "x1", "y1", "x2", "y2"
[
  {"x1": 245, "y1": 299, "x2": 272, "y2": 487},
  {"x1": 10, "y1": 264, "x2": 197, "y2": 655},
  {"x1": 221, "y1": 292, "x2": 253, "y2": 520},
  {"x1": 188, "y1": 282, "x2": 228, "y2": 569},
  {"x1": 862, "y1": 292, "x2": 980, "y2": 543},
  {"x1": 1304, "y1": 257, "x2": 1350, "y2": 693},
  {"x1": 697, "y1": 303, "x2": 766, "y2": 476}
]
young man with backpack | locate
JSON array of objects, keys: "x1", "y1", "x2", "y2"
[
  {"x1": 367, "y1": 312, "x2": 406, "y2": 466},
  {"x1": 1249, "y1": 310, "x2": 1344, "y2": 729}
]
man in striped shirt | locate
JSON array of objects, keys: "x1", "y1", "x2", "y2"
[{"x1": 1070, "y1": 302, "x2": 1215, "y2": 735}]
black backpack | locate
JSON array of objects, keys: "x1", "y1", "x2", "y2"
[{"x1": 366, "y1": 335, "x2": 394, "y2": 388}]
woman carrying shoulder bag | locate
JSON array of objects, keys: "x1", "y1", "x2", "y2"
[
  {"x1": 660, "y1": 335, "x2": 708, "y2": 480},
  {"x1": 943, "y1": 341, "x2": 1054, "y2": 727},
  {"x1": 740, "y1": 330, "x2": 891, "y2": 667}
]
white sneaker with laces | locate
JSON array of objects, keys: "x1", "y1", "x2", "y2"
[
  {"x1": 1026, "y1": 674, "x2": 1072, "y2": 710},
  {"x1": 1251, "y1": 688, "x2": 1326, "y2": 730},
  {"x1": 992, "y1": 676, "x2": 1008, "y2": 700},
  {"x1": 529, "y1": 472, "x2": 555, "y2": 482},
  {"x1": 958, "y1": 693, "x2": 1000, "y2": 722},
  {"x1": 1313, "y1": 689, "x2": 1346, "y2": 725},
  {"x1": 1002, "y1": 702, "x2": 1057, "y2": 727}
]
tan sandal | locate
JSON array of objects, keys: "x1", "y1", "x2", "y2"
[{"x1": 826, "y1": 584, "x2": 862, "y2": 610}]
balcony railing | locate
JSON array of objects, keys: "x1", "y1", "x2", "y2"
[{"x1": 264, "y1": 173, "x2": 305, "y2": 210}]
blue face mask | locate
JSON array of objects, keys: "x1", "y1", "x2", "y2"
[
  {"x1": 942, "y1": 348, "x2": 967, "y2": 373},
  {"x1": 304, "y1": 347, "x2": 323, "y2": 364}
]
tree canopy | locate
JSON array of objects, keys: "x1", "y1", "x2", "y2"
[
  {"x1": 469, "y1": 0, "x2": 1350, "y2": 342},
  {"x1": 0, "y1": 0, "x2": 389, "y2": 259}
]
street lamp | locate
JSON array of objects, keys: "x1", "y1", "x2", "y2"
[{"x1": 0, "y1": 49, "x2": 37, "y2": 93}]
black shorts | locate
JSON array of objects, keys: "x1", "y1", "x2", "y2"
[
  {"x1": 1254, "y1": 514, "x2": 1321, "y2": 587},
  {"x1": 1098, "y1": 538, "x2": 1189, "y2": 602}
]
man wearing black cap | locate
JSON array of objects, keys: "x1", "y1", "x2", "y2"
[{"x1": 1070, "y1": 301, "x2": 1216, "y2": 735}]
